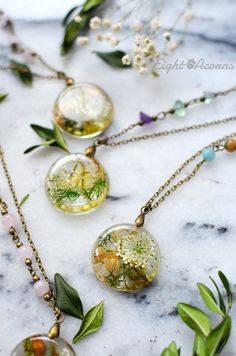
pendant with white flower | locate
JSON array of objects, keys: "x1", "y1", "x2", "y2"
[{"x1": 92, "y1": 224, "x2": 160, "y2": 291}]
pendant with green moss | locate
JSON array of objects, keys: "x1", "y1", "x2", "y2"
[
  {"x1": 45, "y1": 153, "x2": 109, "y2": 214},
  {"x1": 92, "y1": 224, "x2": 161, "y2": 291}
]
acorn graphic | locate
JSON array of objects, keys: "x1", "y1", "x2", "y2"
[{"x1": 187, "y1": 58, "x2": 196, "y2": 69}]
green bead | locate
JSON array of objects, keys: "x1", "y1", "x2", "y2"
[
  {"x1": 174, "y1": 100, "x2": 186, "y2": 117},
  {"x1": 174, "y1": 100, "x2": 184, "y2": 109},
  {"x1": 203, "y1": 91, "x2": 215, "y2": 104}
]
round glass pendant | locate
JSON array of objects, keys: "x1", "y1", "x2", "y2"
[
  {"x1": 11, "y1": 334, "x2": 76, "y2": 356},
  {"x1": 92, "y1": 224, "x2": 161, "y2": 291},
  {"x1": 53, "y1": 82, "x2": 113, "y2": 138},
  {"x1": 45, "y1": 153, "x2": 109, "y2": 214}
]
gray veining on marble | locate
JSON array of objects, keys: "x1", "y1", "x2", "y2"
[{"x1": 0, "y1": 1, "x2": 236, "y2": 355}]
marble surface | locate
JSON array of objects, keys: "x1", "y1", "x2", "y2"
[{"x1": 1, "y1": 1, "x2": 236, "y2": 355}]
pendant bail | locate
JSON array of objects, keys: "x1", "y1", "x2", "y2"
[
  {"x1": 48, "y1": 322, "x2": 60, "y2": 339},
  {"x1": 135, "y1": 212, "x2": 145, "y2": 227},
  {"x1": 85, "y1": 144, "x2": 96, "y2": 157}
]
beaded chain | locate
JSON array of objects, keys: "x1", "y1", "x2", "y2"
[
  {"x1": 0, "y1": 147, "x2": 64, "y2": 325},
  {"x1": 0, "y1": 9, "x2": 74, "y2": 85},
  {"x1": 134, "y1": 135, "x2": 236, "y2": 227}
]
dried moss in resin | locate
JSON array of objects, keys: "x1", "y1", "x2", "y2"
[
  {"x1": 45, "y1": 153, "x2": 109, "y2": 214},
  {"x1": 54, "y1": 83, "x2": 113, "y2": 138},
  {"x1": 92, "y1": 224, "x2": 160, "y2": 291},
  {"x1": 11, "y1": 334, "x2": 76, "y2": 356}
]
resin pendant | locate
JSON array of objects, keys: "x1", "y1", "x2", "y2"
[
  {"x1": 11, "y1": 334, "x2": 76, "y2": 356},
  {"x1": 53, "y1": 82, "x2": 113, "y2": 138},
  {"x1": 92, "y1": 224, "x2": 161, "y2": 291},
  {"x1": 45, "y1": 153, "x2": 109, "y2": 214}
]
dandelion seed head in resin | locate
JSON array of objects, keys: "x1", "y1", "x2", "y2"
[
  {"x1": 92, "y1": 224, "x2": 161, "y2": 291},
  {"x1": 45, "y1": 153, "x2": 109, "y2": 214},
  {"x1": 53, "y1": 83, "x2": 113, "y2": 138}
]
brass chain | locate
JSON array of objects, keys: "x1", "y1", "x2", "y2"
[
  {"x1": 137, "y1": 132, "x2": 236, "y2": 220},
  {"x1": 0, "y1": 147, "x2": 64, "y2": 323},
  {"x1": 92, "y1": 88, "x2": 236, "y2": 148},
  {"x1": 104, "y1": 116, "x2": 236, "y2": 147},
  {"x1": 0, "y1": 9, "x2": 73, "y2": 84}
]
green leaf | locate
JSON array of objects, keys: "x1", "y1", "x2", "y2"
[
  {"x1": 55, "y1": 273, "x2": 84, "y2": 319},
  {"x1": 0, "y1": 93, "x2": 8, "y2": 103},
  {"x1": 19, "y1": 194, "x2": 30, "y2": 207},
  {"x1": 31, "y1": 124, "x2": 54, "y2": 140},
  {"x1": 73, "y1": 300, "x2": 104, "y2": 344},
  {"x1": 209, "y1": 277, "x2": 226, "y2": 315},
  {"x1": 169, "y1": 341, "x2": 179, "y2": 355},
  {"x1": 193, "y1": 334, "x2": 206, "y2": 356},
  {"x1": 198, "y1": 283, "x2": 225, "y2": 317},
  {"x1": 61, "y1": 14, "x2": 91, "y2": 55},
  {"x1": 53, "y1": 123, "x2": 69, "y2": 152},
  {"x1": 24, "y1": 145, "x2": 42, "y2": 154},
  {"x1": 82, "y1": 0, "x2": 105, "y2": 13},
  {"x1": 62, "y1": 6, "x2": 80, "y2": 26},
  {"x1": 95, "y1": 50, "x2": 132, "y2": 68},
  {"x1": 161, "y1": 350, "x2": 174, "y2": 356},
  {"x1": 218, "y1": 271, "x2": 232, "y2": 310},
  {"x1": 61, "y1": 0, "x2": 106, "y2": 55},
  {"x1": 205, "y1": 316, "x2": 231, "y2": 356},
  {"x1": 10, "y1": 60, "x2": 33, "y2": 86},
  {"x1": 177, "y1": 303, "x2": 211, "y2": 337}
]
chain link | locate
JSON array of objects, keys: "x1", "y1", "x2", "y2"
[
  {"x1": 139, "y1": 132, "x2": 236, "y2": 216},
  {"x1": 0, "y1": 147, "x2": 64, "y2": 323}
]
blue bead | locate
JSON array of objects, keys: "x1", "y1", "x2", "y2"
[{"x1": 202, "y1": 148, "x2": 215, "y2": 161}]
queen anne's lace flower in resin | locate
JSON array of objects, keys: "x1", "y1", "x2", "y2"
[{"x1": 92, "y1": 224, "x2": 160, "y2": 291}]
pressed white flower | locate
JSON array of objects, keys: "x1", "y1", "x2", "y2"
[
  {"x1": 89, "y1": 16, "x2": 102, "y2": 30},
  {"x1": 184, "y1": 10, "x2": 193, "y2": 22},
  {"x1": 102, "y1": 17, "x2": 112, "y2": 28},
  {"x1": 96, "y1": 33, "x2": 104, "y2": 41},
  {"x1": 150, "y1": 17, "x2": 161, "y2": 31},
  {"x1": 144, "y1": 36, "x2": 152, "y2": 45},
  {"x1": 139, "y1": 67, "x2": 147, "y2": 74},
  {"x1": 122, "y1": 54, "x2": 132, "y2": 65},
  {"x1": 74, "y1": 15, "x2": 82, "y2": 23},
  {"x1": 111, "y1": 22, "x2": 122, "y2": 32},
  {"x1": 167, "y1": 41, "x2": 177, "y2": 50},
  {"x1": 76, "y1": 36, "x2": 89, "y2": 46},
  {"x1": 130, "y1": 21, "x2": 142, "y2": 32},
  {"x1": 116, "y1": 232, "x2": 157, "y2": 269},
  {"x1": 134, "y1": 34, "x2": 143, "y2": 45},
  {"x1": 110, "y1": 37, "x2": 119, "y2": 46},
  {"x1": 134, "y1": 54, "x2": 142, "y2": 63},
  {"x1": 163, "y1": 31, "x2": 171, "y2": 40}
]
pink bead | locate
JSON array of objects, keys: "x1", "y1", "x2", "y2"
[
  {"x1": 18, "y1": 245, "x2": 33, "y2": 261},
  {"x1": 23, "y1": 48, "x2": 35, "y2": 63},
  {"x1": 33, "y1": 280, "x2": 49, "y2": 297},
  {"x1": 2, "y1": 213, "x2": 16, "y2": 229},
  {"x1": 0, "y1": 14, "x2": 9, "y2": 28}
]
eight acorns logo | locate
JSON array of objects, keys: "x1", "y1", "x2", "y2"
[{"x1": 186, "y1": 58, "x2": 196, "y2": 69}]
